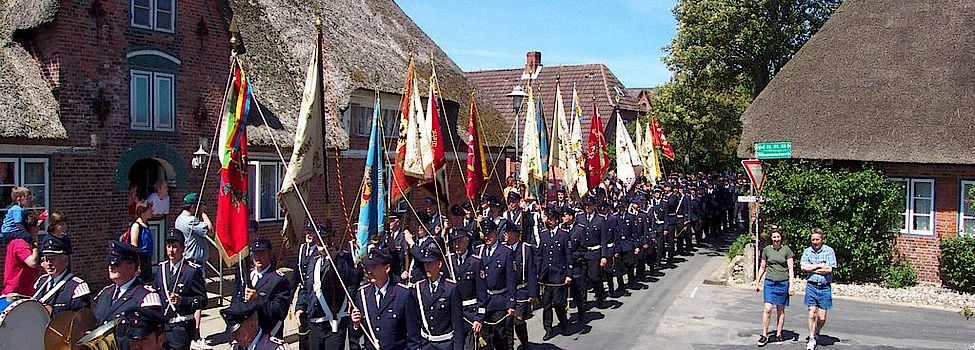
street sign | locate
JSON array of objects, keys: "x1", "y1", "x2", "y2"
[
  {"x1": 741, "y1": 159, "x2": 766, "y2": 192},
  {"x1": 737, "y1": 195, "x2": 758, "y2": 203},
  {"x1": 755, "y1": 141, "x2": 792, "y2": 159}
]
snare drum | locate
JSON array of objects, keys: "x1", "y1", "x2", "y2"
[{"x1": 0, "y1": 298, "x2": 52, "y2": 348}]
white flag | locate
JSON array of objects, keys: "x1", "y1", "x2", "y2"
[
  {"x1": 403, "y1": 77, "x2": 428, "y2": 178},
  {"x1": 519, "y1": 86, "x2": 542, "y2": 185},
  {"x1": 569, "y1": 86, "x2": 588, "y2": 197},
  {"x1": 551, "y1": 83, "x2": 573, "y2": 190},
  {"x1": 615, "y1": 110, "x2": 642, "y2": 187},
  {"x1": 643, "y1": 119, "x2": 661, "y2": 182}
]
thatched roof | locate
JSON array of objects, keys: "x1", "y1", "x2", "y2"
[
  {"x1": 0, "y1": 0, "x2": 66, "y2": 139},
  {"x1": 227, "y1": 0, "x2": 505, "y2": 149},
  {"x1": 468, "y1": 63, "x2": 646, "y2": 147},
  {"x1": 737, "y1": 0, "x2": 975, "y2": 164}
]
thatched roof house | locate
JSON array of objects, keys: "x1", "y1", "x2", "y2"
[
  {"x1": 227, "y1": 0, "x2": 505, "y2": 149},
  {"x1": 737, "y1": 0, "x2": 975, "y2": 164},
  {"x1": 0, "y1": 0, "x2": 65, "y2": 140}
]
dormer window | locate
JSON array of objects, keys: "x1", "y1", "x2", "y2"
[{"x1": 132, "y1": 0, "x2": 175, "y2": 33}]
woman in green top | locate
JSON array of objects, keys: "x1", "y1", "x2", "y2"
[{"x1": 754, "y1": 226, "x2": 795, "y2": 346}]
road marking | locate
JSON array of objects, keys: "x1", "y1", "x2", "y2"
[{"x1": 690, "y1": 287, "x2": 699, "y2": 298}]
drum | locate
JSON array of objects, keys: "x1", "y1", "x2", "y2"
[
  {"x1": 46, "y1": 309, "x2": 97, "y2": 350},
  {"x1": 0, "y1": 298, "x2": 52, "y2": 349}
]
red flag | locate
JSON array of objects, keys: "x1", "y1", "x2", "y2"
[
  {"x1": 465, "y1": 97, "x2": 488, "y2": 201},
  {"x1": 651, "y1": 117, "x2": 676, "y2": 160},
  {"x1": 390, "y1": 60, "x2": 418, "y2": 204},
  {"x1": 421, "y1": 76, "x2": 449, "y2": 202},
  {"x1": 585, "y1": 104, "x2": 610, "y2": 190},
  {"x1": 216, "y1": 60, "x2": 251, "y2": 261}
]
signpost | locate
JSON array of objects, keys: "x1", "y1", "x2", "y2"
[
  {"x1": 741, "y1": 159, "x2": 766, "y2": 280},
  {"x1": 755, "y1": 141, "x2": 792, "y2": 159}
]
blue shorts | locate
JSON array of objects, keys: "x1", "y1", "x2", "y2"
[
  {"x1": 804, "y1": 283, "x2": 833, "y2": 310},
  {"x1": 763, "y1": 279, "x2": 790, "y2": 306}
]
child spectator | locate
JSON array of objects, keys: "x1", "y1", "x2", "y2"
[{"x1": 2, "y1": 187, "x2": 32, "y2": 242}]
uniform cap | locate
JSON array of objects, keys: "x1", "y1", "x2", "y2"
[
  {"x1": 40, "y1": 234, "x2": 70, "y2": 256},
  {"x1": 220, "y1": 302, "x2": 259, "y2": 333},
  {"x1": 119, "y1": 307, "x2": 166, "y2": 340},
  {"x1": 507, "y1": 191, "x2": 522, "y2": 202},
  {"x1": 449, "y1": 228, "x2": 471, "y2": 243},
  {"x1": 361, "y1": 247, "x2": 392, "y2": 267},
  {"x1": 107, "y1": 241, "x2": 140, "y2": 266},
  {"x1": 415, "y1": 246, "x2": 444, "y2": 263},
  {"x1": 164, "y1": 228, "x2": 185, "y2": 245},
  {"x1": 250, "y1": 238, "x2": 273, "y2": 252}
]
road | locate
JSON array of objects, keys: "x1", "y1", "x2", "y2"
[{"x1": 199, "y1": 243, "x2": 975, "y2": 349}]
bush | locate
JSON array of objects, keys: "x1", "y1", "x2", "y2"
[
  {"x1": 728, "y1": 233, "x2": 752, "y2": 259},
  {"x1": 762, "y1": 161, "x2": 901, "y2": 283},
  {"x1": 884, "y1": 259, "x2": 918, "y2": 289},
  {"x1": 940, "y1": 236, "x2": 975, "y2": 294}
]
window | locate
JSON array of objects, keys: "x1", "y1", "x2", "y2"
[
  {"x1": 960, "y1": 181, "x2": 975, "y2": 236},
  {"x1": 0, "y1": 158, "x2": 50, "y2": 217},
  {"x1": 130, "y1": 70, "x2": 175, "y2": 131},
  {"x1": 891, "y1": 178, "x2": 935, "y2": 236},
  {"x1": 248, "y1": 160, "x2": 285, "y2": 221},
  {"x1": 345, "y1": 102, "x2": 400, "y2": 138},
  {"x1": 131, "y1": 0, "x2": 176, "y2": 32}
]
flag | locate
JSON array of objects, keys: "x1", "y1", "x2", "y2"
[
  {"x1": 614, "y1": 110, "x2": 642, "y2": 187},
  {"x1": 571, "y1": 85, "x2": 584, "y2": 126},
  {"x1": 651, "y1": 116, "x2": 676, "y2": 160},
  {"x1": 535, "y1": 92, "x2": 549, "y2": 191},
  {"x1": 519, "y1": 85, "x2": 542, "y2": 187},
  {"x1": 278, "y1": 37, "x2": 326, "y2": 249},
  {"x1": 216, "y1": 59, "x2": 251, "y2": 263},
  {"x1": 640, "y1": 118, "x2": 662, "y2": 181},
  {"x1": 569, "y1": 98, "x2": 588, "y2": 198},
  {"x1": 403, "y1": 75, "x2": 429, "y2": 179},
  {"x1": 421, "y1": 75, "x2": 448, "y2": 201},
  {"x1": 390, "y1": 60, "x2": 419, "y2": 204},
  {"x1": 550, "y1": 83, "x2": 573, "y2": 191},
  {"x1": 355, "y1": 97, "x2": 387, "y2": 263},
  {"x1": 585, "y1": 104, "x2": 610, "y2": 190},
  {"x1": 465, "y1": 96, "x2": 488, "y2": 201}
]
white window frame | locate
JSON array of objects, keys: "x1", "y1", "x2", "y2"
[
  {"x1": 959, "y1": 180, "x2": 975, "y2": 236},
  {"x1": 130, "y1": 70, "x2": 175, "y2": 132},
  {"x1": 891, "y1": 177, "x2": 935, "y2": 236},
  {"x1": 343, "y1": 93, "x2": 401, "y2": 139},
  {"x1": 130, "y1": 0, "x2": 176, "y2": 33},
  {"x1": 0, "y1": 158, "x2": 50, "y2": 218},
  {"x1": 249, "y1": 160, "x2": 285, "y2": 222}
]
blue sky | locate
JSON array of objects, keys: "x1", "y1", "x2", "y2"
[{"x1": 397, "y1": 0, "x2": 679, "y2": 88}]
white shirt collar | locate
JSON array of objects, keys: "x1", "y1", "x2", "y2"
[{"x1": 117, "y1": 275, "x2": 137, "y2": 295}]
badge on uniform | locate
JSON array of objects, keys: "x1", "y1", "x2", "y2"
[{"x1": 480, "y1": 270, "x2": 487, "y2": 279}]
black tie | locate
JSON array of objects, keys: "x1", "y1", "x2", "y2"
[{"x1": 112, "y1": 286, "x2": 122, "y2": 302}]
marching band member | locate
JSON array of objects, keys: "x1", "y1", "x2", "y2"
[
  {"x1": 153, "y1": 229, "x2": 207, "y2": 350},
  {"x1": 32, "y1": 234, "x2": 90, "y2": 316}
]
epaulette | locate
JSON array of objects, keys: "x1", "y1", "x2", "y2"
[
  {"x1": 73, "y1": 282, "x2": 90, "y2": 298},
  {"x1": 143, "y1": 285, "x2": 157, "y2": 292},
  {"x1": 275, "y1": 267, "x2": 291, "y2": 276},
  {"x1": 71, "y1": 276, "x2": 84, "y2": 283},
  {"x1": 187, "y1": 260, "x2": 202, "y2": 269}
]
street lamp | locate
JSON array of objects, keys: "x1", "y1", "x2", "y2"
[
  {"x1": 192, "y1": 139, "x2": 210, "y2": 169},
  {"x1": 507, "y1": 85, "x2": 527, "y2": 174}
]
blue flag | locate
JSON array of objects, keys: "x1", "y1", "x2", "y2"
[
  {"x1": 536, "y1": 97, "x2": 549, "y2": 192},
  {"x1": 355, "y1": 97, "x2": 386, "y2": 263}
]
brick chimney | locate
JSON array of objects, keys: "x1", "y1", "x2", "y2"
[{"x1": 524, "y1": 51, "x2": 542, "y2": 76}]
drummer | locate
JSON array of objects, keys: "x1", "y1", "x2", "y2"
[
  {"x1": 93, "y1": 242, "x2": 162, "y2": 325},
  {"x1": 31, "y1": 234, "x2": 90, "y2": 317},
  {"x1": 119, "y1": 307, "x2": 167, "y2": 350}
]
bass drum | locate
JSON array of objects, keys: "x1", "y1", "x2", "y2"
[{"x1": 0, "y1": 298, "x2": 52, "y2": 349}]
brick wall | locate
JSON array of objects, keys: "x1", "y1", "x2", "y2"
[{"x1": 877, "y1": 162, "x2": 975, "y2": 283}]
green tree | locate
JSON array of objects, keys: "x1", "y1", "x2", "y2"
[{"x1": 653, "y1": 0, "x2": 843, "y2": 172}]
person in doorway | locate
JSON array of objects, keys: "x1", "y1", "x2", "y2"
[
  {"x1": 128, "y1": 200, "x2": 155, "y2": 282},
  {"x1": 754, "y1": 226, "x2": 795, "y2": 346},
  {"x1": 800, "y1": 228, "x2": 837, "y2": 350},
  {"x1": 147, "y1": 180, "x2": 171, "y2": 216}
]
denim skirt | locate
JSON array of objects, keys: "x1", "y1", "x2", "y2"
[{"x1": 763, "y1": 279, "x2": 790, "y2": 306}]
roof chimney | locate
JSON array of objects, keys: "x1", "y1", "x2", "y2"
[{"x1": 524, "y1": 51, "x2": 541, "y2": 77}]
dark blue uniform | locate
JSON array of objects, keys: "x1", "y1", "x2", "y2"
[
  {"x1": 408, "y1": 278, "x2": 464, "y2": 349},
  {"x1": 449, "y1": 250, "x2": 486, "y2": 348},
  {"x1": 572, "y1": 212, "x2": 610, "y2": 301},
  {"x1": 537, "y1": 226, "x2": 571, "y2": 337},
  {"x1": 32, "y1": 273, "x2": 91, "y2": 317},
  {"x1": 353, "y1": 282, "x2": 416, "y2": 350},
  {"x1": 687, "y1": 193, "x2": 702, "y2": 250},
  {"x1": 509, "y1": 241, "x2": 537, "y2": 348},
  {"x1": 477, "y1": 242, "x2": 517, "y2": 350},
  {"x1": 153, "y1": 259, "x2": 207, "y2": 350},
  {"x1": 406, "y1": 235, "x2": 440, "y2": 285},
  {"x1": 232, "y1": 263, "x2": 292, "y2": 338},
  {"x1": 648, "y1": 197, "x2": 668, "y2": 269},
  {"x1": 93, "y1": 277, "x2": 163, "y2": 350},
  {"x1": 674, "y1": 193, "x2": 691, "y2": 254},
  {"x1": 293, "y1": 242, "x2": 320, "y2": 350},
  {"x1": 296, "y1": 253, "x2": 355, "y2": 350},
  {"x1": 615, "y1": 210, "x2": 644, "y2": 289}
]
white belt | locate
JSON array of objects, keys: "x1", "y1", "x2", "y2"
[
  {"x1": 605, "y1": 243, "x2": 615, "y2": 248},
  {"x1": 677, "y1": 215, "x2": 685, "y2": 218},
  {"x1": 462, "y1": 299, "x2": 477, "y2": 307},
  {"x1": 169, "y1": 315, "x2": 192, "y2": 324},
  {"x1": 655, "y1": 221, "x2": 664, "y2": 224},
  {"x1": 421, "y1": 330, "x2": 454, "y2": 342},
  {"x1": 516, "y1": 283, "x2": 527, "y2": 289},
  {"x1": 586, "y1": 246, "x2": 601, "y2": 251},
  {"x1": 487, "y1": 288, "x2": 507, "y2": 295}
]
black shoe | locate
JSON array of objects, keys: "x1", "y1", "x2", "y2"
[
  {"x1": 768, "y1": 334, "x2": 780, "y2": 343},
  {"x1": 756, "y1": 335, "x2": 768, "y2": 347},
  {"x1": 543, "y1": 329, "x2": 556, "y2": 341}
]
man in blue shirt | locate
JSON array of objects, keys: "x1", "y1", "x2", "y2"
[{"x1": 799, "y1": 228, "x2": 837, "y2": 350}]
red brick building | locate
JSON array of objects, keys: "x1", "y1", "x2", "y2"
[
  {"x1": 0, "y1": 0, "x2": 504, "y2": 288},
  {"x1": 737, "y1": 0, "x2": 975, "y2": 283}
]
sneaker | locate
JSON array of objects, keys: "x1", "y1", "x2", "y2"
[
  {"x1": 805, "y1": 337, "x2": 816, "y2": 350},
  {"x1": 756, "y1": 335, "x2": 768, "y2": 347},
  {"x1": 192, "y1": 339, "x2": 214, "y2": 350},
  {"x1": 767, "y1": 334, "x2": 779, "y2": 343}
]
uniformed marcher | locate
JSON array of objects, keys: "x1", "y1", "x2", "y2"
[
  {"x1": 294, "y1": 223, "x2": 323, "y2": 350},
  {"x1": 93, "y1": 242, "x2": 162, "y2": 349},
  {"x1": 476, "y1": 219, "x2": 517, "y2": 350},
  {"x1": 295, "y1": 226, "x2": 356, "y2": 350},
  {"x1": 502, "y1": 220, "x2": 537, "y2": 349},
  {"x1": 537, "y1": 207, "x2": 571, "y2": 340},
  {"x1": 32, "y1": 234, "x2": 91, "y2": 317},
  {"x1": 350, "y1": 247, "x2": 417, "y2": 350},
  {"x1": 687, "y1": 186, "x2": 703, "y2": 252},
  {"x1": 119, "y1": 307, "x2": 168, "y2": 350},
  {"x1": 408, "y1": 245, "x2": 463, "y2": 349},
  {"x1": 600, "y1": 201, "x2": 623, "y2": 297},
  {"x1": 673, "y1": 185, "x2": 691, "y2": 255},
  {"x1": 448, "y1": 227, "x2": 486, "y2": 350},
  {"x1": 152, "y1": 229, "x2": 207, "y2": 350},
  {"x1": 573, "y1": 197, "x2": 610, "y2": 305},
  {"x1": 616, "y1": 197, "x2": 645, "y2": 290},
  {"x1": 648, "y1": 188, "x2": 668, "y2": 270},
  {"x1": 221, "y1": 300, "x2": 290, "y2": 350},
  {"x1": 232, "y1": 238, "x2": 292, "y2": 338},
  {"x1": 403, "y1": 213, "x2": 441, "y2": 285}
]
